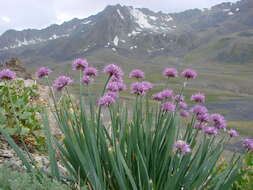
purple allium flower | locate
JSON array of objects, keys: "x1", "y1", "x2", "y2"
[
  {"x1": 131, "y1": 81, "x2": 153, "y2": 96},
  {"x1": 36, "y1": 67, "x2": 52, "y2": 78},
  {"x1": 107, "y1": 82, "x2": 126, "y2": 92},
  {"x1": 103, "y1": 64, "x2": 123, "y2": 78},
  {"x1": 163, "y1": 68, "x2": 178, "y2": 78},
  {"x1": 179, "y1": 110, "x2": 189, "y2": 118},
  {"x1": 191, "y1": 105, "x2": 208, "y2": 115},
  {"x1": 203, "y1": 127, "x2": 219, "y2": 136},
  {"x1": 53, "y1": 76, "x2": 73, "y2": 91},
  {"x1": 84, "y1": 67, "x2": 97, "y2": 76},
  {"x1": 179, "y1": 102, "x2": 188, "y2": 109},
  {"x1": 98, "y1": 95, "x2": 115, "y2": 107},
  {"x1": 210, "y1": 113, "x2": 224, "y2": 122},
  {"x1": 82, "y1": 75, "x2": 93, "y2": 85},
  {"x1": 191, "y1": 93, "x2": 205, "y2": 103},
  {"x1": 107, "y1": 82, "x2": 120, "y2": 92},
  {"x1": 0, "y1": 69, "x2": 16, "y2": 80},
  {"x1": 72, "y1": 58, "x2": 88, "y2": 71},
  {"x1": 194, "y1": 122, "x2": 205, "y2": 130},
  {"x1": 161, "y1": 89, "x2": 173, "y2": 99},
  {"x1": 228, "y1": 130, "x2": 239, "y2": 137},
  {"x1": 173, "y1": 140, "x2": 191, "y2": 155},
  {"x1": 142, "y1": 81, "x2": 153, "y2": 91},
  {"x1": 181, "y1": 69, "x2": 197, "y2": 79},
  {"x1": 129, "y1": 69, "x2": 145, "y2": 79},
  {"x1": 110, "y1": 76, "x2": 123, "y2": 83},
  {"x1": 174, "y1": 95, "x2": 185, "y2": 102},
  {"x1": 161, "y1": 102, "x2": 176, "y2": 112},
  {"x1": 242, "y1": 138, "x2": 253, "y2": 152},
  {"x1": 210, "y1": 114, "x2": 227, "y2": 129},
  {"x1": 152, "y1": 92, "x2": 163, "y2": 101},
  {"x1": 105, "y1": 91, "x2": 119, "y2": 99},
  {"x1": 196, "y1": 113, "x2": 210, "y2": 123}
]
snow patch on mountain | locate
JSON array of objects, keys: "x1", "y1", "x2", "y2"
[
  {"x1": 0, "y1": 34, "x2": 69, "y2": 51},
  {"x1": 82, "y1": 20, "x2": 92, "y2": 24},
  {"x1": 129, "y1": 8, "x2": 154, "y2": 29},
  {"x1": 113, "y1": 36, "x2": 119, "y2": 46},
  {"x1": 117, "y1": 9, "x2": 124, "y2": 20}
]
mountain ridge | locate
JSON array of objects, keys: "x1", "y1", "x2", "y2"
[{"x1": 0, "y1": 0, "x2": 252, "y2": 65}]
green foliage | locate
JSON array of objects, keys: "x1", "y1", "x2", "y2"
[
  {"x1": 0, "y1": 79, "x2": 44, "y2": 148},
  {"x1": 42, "y1": 76, "x2": 241, "y2": 189},
  {"x1": 0, "y1": 165, "x2": 70, "y2": 190},
  {"x1": 233, "y1": 153, "x2": 253, "y2": 190},
  {"x1": 1, "y1": 67, "x2": 244, "y2": 189}
]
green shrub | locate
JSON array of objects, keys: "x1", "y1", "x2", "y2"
[
  {"x1": 0, "y1": 79, "x2": 44, "y2": 148},
  {"x1": 233, "y1": 153, "x2": 253, "y2": 189},
  {"x1": 0, "y1": 165, "x2": 70, "y2": 190}
]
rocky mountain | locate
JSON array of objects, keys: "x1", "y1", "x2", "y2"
[{"x1": 0, "y1": 0, "x2": 252, "y2": 65}]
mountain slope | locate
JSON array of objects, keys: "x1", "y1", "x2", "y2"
[{"x1": 0, "y1": 0, "x2": 252, "y2": 65}]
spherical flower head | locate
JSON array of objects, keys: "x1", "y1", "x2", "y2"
[
  {"x1": 191, "y1": 93, "x2": 205, "y2": 103},
  {"x1": 173, "y1": 140, "x2": 191, "y2": 155},
  {"x1": 163, "y1": 68, "x2": 178, "y2": 78},
  {"x1": 0, "y1": 69, "x2": 16, "y2": 80},
  {"x1": 36, "y1": 67, "x2": 52, "y2": 78},
  {"x1": 194, "y1": 122, "x2": 205, "y2": 130},
  {"x1": 161, "y1": 89, "x2": 173, "y2": 99},
  {"x1": 174, "y1": 94, "x2": 185, "y2": 102},
  {"x1": 203, "y1": 127, "x2": 219, "y2": 136},
  {"x1": 179, "y1": 110, "x2": 189, "y2": 118},
  {"x1": 98, "y1": 95, "x2": 115, "y2": 107},
  {"x1": 105, "y1": 91, "x2": 119, "y2": 99},
  {"x1": 142, "y1": 81, "x2": 153, "y2": 91},
  {"x1": 179, "y1": 102, "x2": 188, "y2": 109},
  {"x1": 103, "y1": 64, "x2": 123, "y2": 78},
  {"x1": 107, "y1": 82, "x2": 126, "y2": 92},
  {"x1": 210, "y1": 113, "x2": 227, "y2": 129},
  {"x1": 107, "y1": 82, "x2": 119, "y2": 92},
  {"x1": 129, "y1": 69, "x2": 145, "y2": 79},
  {"x1": 242, "y1": 138, "x2": 253, "y2": 152},
  {"x1": 181, "y1": 69, "x2": 197, "y2": 79},
  {"x1": 161, "y1": 102, "x2": 176, "y2": 112},
  {"x1": 228, "y1": 130, "x2": 239, "y2": 137},
  {"x1": 196, "y1": 113, "x2": 210, "y2": 123},
  {"x1": 131, "y1": 81, "x2": 153, "y2": 96},
  {"x1": 72, "y1": 58, "x2": 88, "y2": 71},
  {"x1": 82, "y1": 75, "x2": 93, "y2": 85},
  {"x1": 110, "y1": 76, "x2": 123, "y2": 83},
  {"x1": 84, "y1": 67, "x2": 97, "y2": 76},
  {"x1": 191, "y1": 105, "x2": 208, "y2": 115},
  {"x1": 152, "y1": 92, "x2": 163, "y2": 101},
  {"x1": 53, "y1": 76, "x2": 73, "y2": 91}
]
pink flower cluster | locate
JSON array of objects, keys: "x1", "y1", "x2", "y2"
[
  {"x1": 36, "y1": 67, "x2": 52, "y2": 78},
  {"x1": 72, "y1": 58, "x2": 88, "y2": 71},
  {"x1": 129, "y1": 69, "x2": 145, "y2": 79},
  {"x1": 161, "y1": 102, "x2": 176, "y2": 112},
  {"x1": 53, "y1": 76, "x2": 73, "y2": 91},
  {"x1": 174, "y1": 140, "x2": 191, "y2": 155},
  {"x1": 242, "y1": 138, "x2": 253, "y2": 152},
  {"x1": 131, "y1": 81, "x2": 153, "y2": 96},
  {"x1": 104, "y1": 64, "x2": 124, "y2": 78},
  {"x1": 152, "y1": 89, "x2": 173, "y2": 101},
  {"x1": 98, "y1": 94, "x2": 115, "y2": 107},
  {"x1": 191, "y1": 93, "x2": 205, "y2": 103},
  {"x1": 0, "y1": 69, "x2": 16, "y2": 80}
]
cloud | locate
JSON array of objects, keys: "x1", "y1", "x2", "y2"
[{"x1": 1, "y1": 16, "x2": 11, "y2": 23}]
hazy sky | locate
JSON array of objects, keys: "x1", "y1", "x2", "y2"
[{"x1": 0, "y1": 0, "x2": 239, "y2": 34}]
